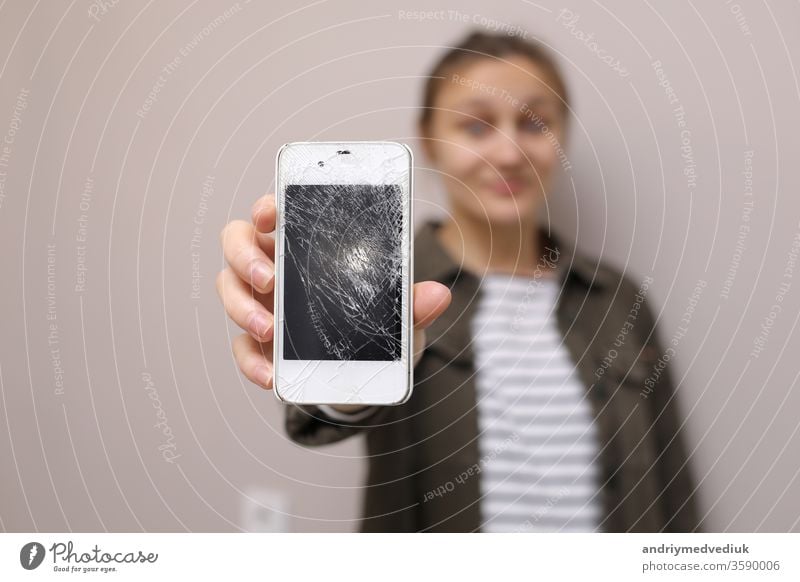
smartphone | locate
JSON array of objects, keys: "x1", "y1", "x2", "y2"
[{"x1": 273, "y1": 141, "x2": 413, "y2": 405}]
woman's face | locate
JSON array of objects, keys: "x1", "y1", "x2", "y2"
[{"x1": 421, "y1": 54, "x2": 567, "y2": 225}]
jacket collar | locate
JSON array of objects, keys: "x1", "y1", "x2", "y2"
[
  {"x1": 414, "y1": 220, "x2": 612, "y2": 367},
  {"x1": 414, "y1": 220, "x2": 613, "y2": 291}
]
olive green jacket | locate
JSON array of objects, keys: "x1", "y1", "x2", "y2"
[{"x1": 285, "y1": 222, "x2": 702, "y2": 532}]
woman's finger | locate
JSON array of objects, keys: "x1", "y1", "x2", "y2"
[
  {"x1": 216, "y1": 267, "x2": 274, "y2": 342},
  {"x1": 232, "y1": 333, "x2": 273, "y2": 390},
  {"x1": 220, "y1": 219, "x2": 275, "y2": 294},
  {"x1": 251, "y1": 193, "x2": 276, "y2": 234}
]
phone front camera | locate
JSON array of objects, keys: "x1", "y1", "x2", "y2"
[{"x1": 318, "y1": 161, "x2": 324, "y2": 167}]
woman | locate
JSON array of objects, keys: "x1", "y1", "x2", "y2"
[{"x1": 217, "y1": 31, "x2": 701, "y2": 532}]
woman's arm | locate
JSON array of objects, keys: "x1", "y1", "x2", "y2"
[{"x1": 637, "y1": 291, "x2": 703, "y2": 532}]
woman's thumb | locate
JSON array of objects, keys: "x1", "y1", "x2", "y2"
[{"x1": 413, "y1": 281, "x2": 451, "y2": 330}]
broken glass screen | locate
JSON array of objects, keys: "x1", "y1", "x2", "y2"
[{"x1": 282, "y1": 184, "x2": 403, "y2": 361}]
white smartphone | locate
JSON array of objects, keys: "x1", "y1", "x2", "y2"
[{"x1": 273, "y1": 141, "x2": 413, "y2": 406}]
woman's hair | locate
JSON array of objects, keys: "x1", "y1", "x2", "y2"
[{"x1": 418, "y1": 30, "x2": 570, "y2": 134}]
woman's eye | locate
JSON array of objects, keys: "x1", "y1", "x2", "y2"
[
  {"x1": 522, "y1": 118, "x2": 550, "y2": 133},
  {"x1": 463, "y1": 120, "x2": 491, "y2": 136}
]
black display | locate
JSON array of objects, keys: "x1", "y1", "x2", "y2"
[{"x1": 282, "y1": 184, "x2": 403, "y2": 361}]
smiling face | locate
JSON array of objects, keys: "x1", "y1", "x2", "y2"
[{"x1": 420, "y1": 54, "x2": 568, "y2": 226}]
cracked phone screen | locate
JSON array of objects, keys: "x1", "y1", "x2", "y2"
[{"x1": 282, "y1": 184, "x2": 403, "y2": 361}]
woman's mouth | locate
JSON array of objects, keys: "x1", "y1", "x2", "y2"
[{"x1": 487, "y1": 178, "x2": 526, "y2": 196}]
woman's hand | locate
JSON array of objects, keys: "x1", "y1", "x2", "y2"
[{"x1": 216, "y1": 193, "x2": 451, "y2": 411}]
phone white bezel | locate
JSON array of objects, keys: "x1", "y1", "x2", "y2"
[{"x1": 273, "y1": 141, "x2": 413, "y2": 406}]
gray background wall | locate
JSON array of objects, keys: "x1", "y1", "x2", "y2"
[{"x1": 1, "y1": 0, "x2": 799, "y2": 532}]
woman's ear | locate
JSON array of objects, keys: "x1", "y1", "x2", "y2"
[{"x1": 558, "y1": 112, "x2": 570, "y2": 150}]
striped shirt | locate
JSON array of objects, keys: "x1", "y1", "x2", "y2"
[{"x1": 470, "y1": 273, "x2": 603, "y2": 532}]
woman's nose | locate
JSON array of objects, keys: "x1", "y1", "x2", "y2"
[{"x1": 488, "y1": 126, "x2": 525, "y2": 167}]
